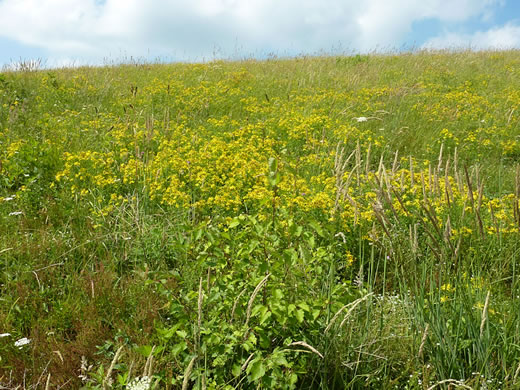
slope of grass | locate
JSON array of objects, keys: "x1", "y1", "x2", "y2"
[{"x1": 1, "y1": 50, "x2": 520, "y2": 389}]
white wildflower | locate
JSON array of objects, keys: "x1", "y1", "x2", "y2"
[
  {"x1": 9, "y1": 211, "x2": 23, "y2": 216},
  {"x1": 355, "y1": 116, "x2": 368, "y2": 122},
  {"x1": 127, "y1": 376, "x2": 151, "y2": 390},
  {"x1": 14, "y1": 337, "x2": 31, "y2": 348},
  {"x1": 79, "y1": 355, "x2": 93, "y2": 382},
  {"x1": 0, "y1": 333, "x2": 11, "y2": 338},
  {"x1": 3, "y1": 197, "x2": 14, "y2": 201}
]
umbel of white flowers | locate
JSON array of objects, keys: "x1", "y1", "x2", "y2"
[{"x1": 127, "y1": 376, "x2": 151, "y2": 390}]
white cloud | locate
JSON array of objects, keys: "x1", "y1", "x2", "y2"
[
  {"x1": 0, "y1": 0, "x2": 506, "y2": 64},
  {"x1": 422, "y1": 23, "x2": 520, "y2": 50},
  {"x1": 354, "y1": 0, "x2": 501, "y2": 50}
]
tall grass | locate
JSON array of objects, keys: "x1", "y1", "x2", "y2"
[{"x1": 1, "y1": 49, "x2": 520, "y2": 388}]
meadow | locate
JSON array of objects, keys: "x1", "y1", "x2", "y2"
[{"x1": 1, "y1": 50, "x2": 520, "y2": 389}]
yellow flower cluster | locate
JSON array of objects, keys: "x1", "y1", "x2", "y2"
[{"x1": 1, "y1": 58, "x2": 516, "y2": 238}]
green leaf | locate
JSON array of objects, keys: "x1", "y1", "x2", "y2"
[
  {"x1": 248, "y1": 332, "x2": 258, "y2": 346},
  {"x1": 295, "y1": 309, "x2": 305, "y2": 323},
  {"x1": 248, "y1": 359, "x2": 266, "y2": 381},
  {"x1": 271, "y1": 351, "x2": 289, "y2": 367},
  {"x1": 283, "y1": 248, "x2": 298, "y2": 265},
  {"x1": 117, "y1": 373, "x2": 128, "y2": 386},
  {"x1": 232, "y1": 364, "x2": 241, "y2": 377},
  {"x1": 176, "y1": 330, "x2": 188, "y2": 338},
  {"x1": 135, "y1": 345, "x2": 153, "y2": 357},
  {"x1": 228, "y1": 218, "x2": 240, "y2": 228},
  {"x1": 308, "y1": 220, "x2": 324, "y2": 237},
  {"x1": 298, "y1": 302, "x2": 310, "y2": 312},
  {"x1": 171, "y1": 341, "x2": 187, "y2": 356},
  {"x1": 268, "y1": 157, "x2": 278, "y2": 173},
  {"x1": 259, "y1": 309, "x2": 272, "y2": 325},
  {"x1": 259, "y1": 333, "x2": 271, "y2": 349},
  {"x1": 251, "y1": 304, "x2": 266, "y2": 318},
  {"x1": 273, "y1": 289, "x2": 284, "y2": 300},
  {"x1": 306, "y1": 235, "x2": 315, "y2": 249}
]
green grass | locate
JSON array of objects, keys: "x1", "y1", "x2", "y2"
[{"x1": 1, "y1": 50, "x2": 520, "y2": 389}]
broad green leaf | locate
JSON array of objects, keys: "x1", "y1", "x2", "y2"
[
  {"x1": 308, "y1": 220, "x2": 324, "y2": 237},
  {"x1": 171, "y1": 341, "x2": 187, "y2": 356},
  {"x1": 135, "y1": 345, "x2": 153, "y2": 357},
  {"x1": 259, "y1": 309, "x2": 272, "y2": 325},
  {"x1": 295, "y1": 309, "x2": 305, "y2": 323},
  {"x1": 228, "y1": 219, "x2": 240, "y2": 228},
  {"x1": 251, "y1": 304, "x2": 266, "y2": 317},
  {"x1": 232, "y1": 364, "x2": 241, "y2": 377},
  {"x1": 271, "y1": 351, "x2": 289, "y2": 367},
  {"x1": 249, "y1": 360, "x2": 266, "y2": 381},
  {"x1": 268, "y1": 157, "x2": 278, "y2": 173},
  {"x1": 248, "y1": 332, "x2": 258, "y2": 346}
]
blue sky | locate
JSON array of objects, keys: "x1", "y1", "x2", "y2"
[{"x1": 0, "y1": 0, "x2": 519, "y2": 69}]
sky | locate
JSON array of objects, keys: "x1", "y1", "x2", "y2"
[{"x1": 0, "y1": 0, "x2": 519, "y2": 69}]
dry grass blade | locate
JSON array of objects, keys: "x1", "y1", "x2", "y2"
[
  {"x1": 196, "y1": 278, "x2": 204, "y2": 346},
  {"x1": 365, "y1": 143, "x2": 371, "y2": 175},
  {"x1": 241, "y1": 353, "x2": 255, "y2": 371},
  {"x1": 127, "y1": 360, "x2": 134, "y2": 384},
  {"x1": 245, "y1": 273, "x2": 271, "y2": 328},
  {"x1": 355, "y1": 141, "x2": 361, "y2": 185},
  {"x1": 103, "y1": 345, "x2": 124, "y2": 389},
  {"x1": 480, "y1": 291, "x2": 490, "y2": 338},
  {"x1": 444, "y1": 216, "x2": 452, "y2": 243},
  {"x1": 421, "y1": 171, "x2": 426, "y2": 199},
  {"x1": 339, "y1": 293, "x2": 374, "y2": 329},
  {"x1": 514, "y1": 360, "x2": 520, "y2": 384},
  {"x1": 464, "y1": 165, "x2": 475, "y2": 208},
  {"x1": 409, "y1": 155, "x2": 414, "y2": 187},
  {"x1": 373, "y1": 205, "x2": 392, "y2": 240},
  {"x1": 333, "y1": 143, "x2": 356, "y2": 213},
  {"x1": 392, "y1": 150, "x2": 399, "y2": 174},
  {"x1": 437, "y1": 142, "x2": 444, "y2": 172},
  {"x1": 325, "y1": 303, "x2": 352, "y2": 333},
  {"x1": 444, "y1": 159, "x2": 452, "y2": 207},
  {"x1": 428, "y1": 163, "x2": 433, "y2": 196},
  {"x1": 197, "y1": 277, "x2": 203, "y2": 334},
  {"x1": 325, "y1": 292, "x2": 373, "y2": 332},
  {"x1": 287, "y1": 341, "x2": 324, "y2": 359},
  {"x1": 508, "y1": 107, "x2": 516, "y2": 125},
  {"x1": 44, "y1": 373, "x2": 51, "y2": 390},
  {"x1": 182, "y1": 356, "x2": 197, "y2": 390},
  {"x1": 454, "y1": 147, "x2": 458, "y2": 173},
  {"x1": 377, "y1": 154, "x2": 384, "y2": 177},
  {"x1": 143, "y1": 345, "x2": 156, "y2": 377},
  {"x1": 418, "y1": 323, "x2": 429, "y2": 360}
]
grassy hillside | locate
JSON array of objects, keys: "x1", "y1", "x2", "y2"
[{"x1": 1, "y1": 50, "x2": 520, "y2": 389}]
